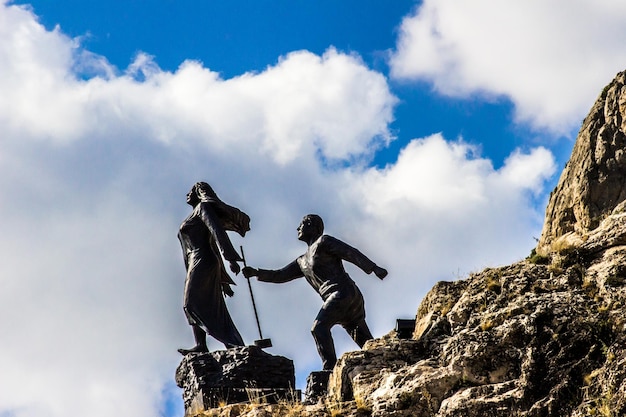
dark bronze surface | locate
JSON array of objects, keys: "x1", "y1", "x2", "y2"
[
  {"x1": 178, "y1": 182, "x2": 250, "y2": 354},
  {"x1": 243, "y1": 214, "x2": 387, "y2": 369}
]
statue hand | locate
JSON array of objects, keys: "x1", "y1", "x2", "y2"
[
  {"x1": 373, "y1": 265, "x2": 388, "y2": 280},
  {"x1": 222, "y1": 283, "x2": 235, "y2": 297},
  {"x1": 230, "y1": 261, "x2": 241, "y2": 275},
  {"x1": 242, "y1": 266, "x2": 258, "y2": 278}
]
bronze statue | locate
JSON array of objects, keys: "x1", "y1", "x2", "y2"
[
  {"x1": 178, "y1": 182, "x2": 250, "y2": 354},
  {"x1": 243, "y1": 214, "x2": 387, "y2": 369}
]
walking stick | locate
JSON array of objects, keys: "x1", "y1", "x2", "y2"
[{"x1": 240, "y1": 246, "x2": 272, "y2": 348}]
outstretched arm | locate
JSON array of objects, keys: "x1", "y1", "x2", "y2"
[
  {"x1": 324, "y1": 235, "x2": 388, "y2": 280},
  {"x1": 243, "y1": 260, "x2": 304, "y2": 283},
  {"x1": 372, "y1": 265, "x2": 388, "y2": 280}
]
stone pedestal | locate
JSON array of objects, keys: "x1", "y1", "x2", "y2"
[
  {"x1": 175, "y1": 346, "x2": 299, "y2": 415},
  {"x1": 303, "y1": 370, "x2": 332, "y2": 404}
]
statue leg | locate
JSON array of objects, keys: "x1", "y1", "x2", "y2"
[
  {"x1": 192, "y1": 325, "x2": 208, "y2": 350},
  {"x1": 311, "y1": 318, "x2": 337, "y2": 370},
  {"x1": 345, "y1": 318, "x2": 373, "y2": 347},
  {"x1": 312, "y1": 292, "x2": 348, "y2": 370},
  {"x1": 178, "y1": 325, "x2": 209, "y2": 355}
]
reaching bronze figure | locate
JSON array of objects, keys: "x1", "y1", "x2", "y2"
[
  {"x1": 243, "y1": 214, "x2": 387, "y2": 369},
  {"x1": 178, "y1": 182, "x2": 250, "y2": 354}
]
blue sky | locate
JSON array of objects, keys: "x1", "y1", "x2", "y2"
[{"x1": 2, "y1": 1, "x2": 626, "y2": 416}]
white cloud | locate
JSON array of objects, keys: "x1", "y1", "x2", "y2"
[
  {"x1": 339, "y1": 135, "x2": 555, "y2": 274},
  {"x1": 389, "y1": 0, "x2": 626, "y2": 133},
  {"x1": 0, "y1": 2, "x2": 557, "y2": 417},
  {"x1": 0, "y1": 5, "x2": 395, "y2": 164}
]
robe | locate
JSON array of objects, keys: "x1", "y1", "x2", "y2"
[{"x1": 178, "y1": 201, "x2": 247, "y2": 347}]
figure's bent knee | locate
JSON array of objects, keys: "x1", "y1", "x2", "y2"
[
  {"x1": 311, "y1": 320, "x2": 320, "y2": 334},
  {"x1": 311, "y1": 320, "x2": 330, "y2": 336}
]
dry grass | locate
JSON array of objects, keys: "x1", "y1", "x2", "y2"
[
  {"x1": 550, "y1": 235, "x2": 582, "y2": 255},
  {"x1": 480, "y1": 318, "x2": 494, "y2": 332},
  {"x1": 440, "y1": 299, "x2": 456, "y2": 317},
  {"x1": 325, "y1": 398, "x2": 348, "y2": 417},
  {"x1": 194, "y1": 388, "x2": 307, "y2": 417},
  {"x1": 485, "y1": 276, "x2": 502, "y2": 294},
  {"x1": 354, "y1": 392, "x2": 371, "y2": 414}
]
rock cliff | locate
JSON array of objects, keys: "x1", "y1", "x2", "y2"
[
  {"x1": 537, "y1": 70, "x2": 626, "y2": 255},
  {"x1": 193, "y1": 71, "x2": 626, "y2": 417}
]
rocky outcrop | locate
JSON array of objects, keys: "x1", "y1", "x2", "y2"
[
  {"x1": 188, "y1": 71, "x2": 626, "y2": 417},
  {"x1": 538, "y1": 70, "x2": 626, "y2": 254},
  {"x1": 327, "y1": 257, "x2": 623, "y2": 416}
]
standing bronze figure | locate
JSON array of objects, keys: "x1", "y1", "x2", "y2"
[
  {"x1": 243, "y1": 214, "x2": 387, "y2": 369},
  {"x1": 178, "y1": 182, "x2": 250, "y2": 354}
]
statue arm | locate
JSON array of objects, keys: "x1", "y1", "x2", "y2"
[
  {"x1": 182, "y1": 248, "x2": 189, "y2": 270},
  {"x1": 177, "y1": 234, "x2": 190, "y2": 270},
  {"x1": 197, "y1": 202, "x2": 243, "y2": 263},
  {"x1": 249, "y1": 260, "x2": 304, "y2": 283},
  {"x1": 324, "y1": 235, "x2": 387, "y2": 279}
]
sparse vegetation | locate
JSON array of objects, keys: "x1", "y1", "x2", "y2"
[
  {"x1": 547, "y1": 260, "x2": 564, "y2": 275},
  {"x1": 582, "y1": 278, "x2": 600, "y2": 298},
  {"x1": 485, "y1": 275, "x2": 502, "y2": 294},
  {"x1": 325, "y1": 399, "x2": 347, "y2": 417},
  {"x1": 581, "y1": 388, "x2": 614, "y2": 417},
  {"x1": 245, "y1": 388, "x2": 262, "y2": 405},
  {"x1": 440, "y1": 299, "x2": 456, "y2": 316},
  {"x1": 353, "y1": 392, "x2": 371, "y2": 414},
  {"x1": 479, "y1": 318, "x2": 494, "y2": 332},
  {"x1": 527, "y1": 248, "x2": 550, "y2": 265},
  {"x1": 551, "y1": 236, "x2": 580, "y2": 255},
  {"x1": 600, "y1": 83, "x2": 612, "y2": 99},
  {"x1": 397, "y1": 391, "x2": 416, "y2": 410}
]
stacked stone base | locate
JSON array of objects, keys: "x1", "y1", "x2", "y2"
[{"x1": 176, "y1": 346, "x2": 300, "y2": 415}]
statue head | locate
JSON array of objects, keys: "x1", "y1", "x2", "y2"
[
  {"x1": 187, "y1": 181, "x2": 218, "y2": 206},
  {"x1": 298, "y1": 214, "x2": 324, "y2": 243},
  {"x1": 186, "y1": 181, "x2": 250, "y2": 237}
]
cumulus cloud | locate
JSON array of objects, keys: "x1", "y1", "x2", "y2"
[
  {"x1": 0, "y1": 2, "x2": 557, "y2": 417},
  {"x1": 0, "y1": 3, "x2": 395, "y2": 164},
  {"x1": 340, "y1": 135, "x2": 555, "y2": 280},
  {"x1": 389, "y1": 0, "x2": 626, "y2": 132}
]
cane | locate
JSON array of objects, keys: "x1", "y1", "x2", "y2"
[{"x1": 240, "y1": 246, "x2": 272, "y2": 348}]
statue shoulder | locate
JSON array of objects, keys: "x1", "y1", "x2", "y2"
[
  {"x1": 318, "y1": 234, "x2": 331, "y2": 243},
  {"x1": 317, "y1": 234, "x2": 341, "y2": 248},
  {"x1": 195, "y1": 201, "x2": 217, "y2": 216},
  {"x1": 196, "y1": 201, "x2": 211, "y2": 210}
]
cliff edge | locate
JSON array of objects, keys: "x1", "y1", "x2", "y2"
[{"x1": 537, "y1": 70, "x2": 626, "y2": 255}]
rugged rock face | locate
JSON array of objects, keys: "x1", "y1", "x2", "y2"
[
  {"x1": 191, "y1": 72, "x2": 626, "y2": 417},
  {"x1": 538, "y1": 70, "x2": 626, "y2": 254},
  {"x1": 328, "y1": 255, "x2": 624, "y2": 417}
]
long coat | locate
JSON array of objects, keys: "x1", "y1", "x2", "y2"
[{"x1": 178, "y1": 201, "x2": 246, "y2": 347}]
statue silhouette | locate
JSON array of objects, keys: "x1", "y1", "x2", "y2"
[
  {"x1": 243, "y1": 214, "x2": 387, "y2": 369},
  {"x1": 178, "y1": 182, "x2": 249, "y2": 354}
]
